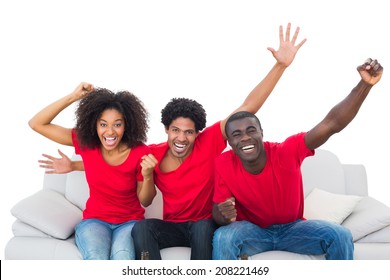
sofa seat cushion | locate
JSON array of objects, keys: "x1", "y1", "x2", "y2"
[
  {"x1": 353, "y1": 243, "x2": 390, "y2": 260},
  {"x1": 342, "y1": 196, "x2": 390, "y2": 241},
  {"x1": 5, "y1": 236, "x2": 81, "y2": 260},
  {"x1": 304, "y1": 188, "x2": 362, "y2": 224},
  {"x1": 11, "y1": 189, "x2": 82, "y2": 239},
  {"x1": 160, "y1": 247, "x2": 191, "y2": 260}
]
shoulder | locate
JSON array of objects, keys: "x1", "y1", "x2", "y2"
[
  {"x1": 197, "y1": 121, "x2": 221, "y2": 137},
  {"x1": 196, "y1": 121, "x2": 226, "y2": 150},
  {"x1": 215, "y1": 149, "x2": 235, "y2": 166},
  {"x1": 132, "y1": 143, "x2": 151, "y2": 154},
  {"x1": 272, "y1": 132, "x2": 313, "y2": 164}
]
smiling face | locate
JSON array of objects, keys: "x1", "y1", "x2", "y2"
[
  {"x1": 165, "y1": 117, "x2": 198, "y2": 160},
  {"x1": 226, "y1": 116, "x2": 264, "y2": 166},
  {"x1": 96, "y1": 108, "x2": 125, "y2": 151}
]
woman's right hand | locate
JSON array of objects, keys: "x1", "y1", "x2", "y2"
[{"x1": 71, "y1": 82, "x2": 94, "y2": 101}]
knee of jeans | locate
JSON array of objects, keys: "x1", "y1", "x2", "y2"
[
  {"x1": 325, "y1": 224, "x2": 353, "y2": 244},
  {"x1": 213, "y1": 225, "x2": 234, "y2": 245},
  {"x1": 336, "y1": 226, "x2": 353, "y2": 243},
  {"x1": 193, "y1": 220, "x2": 217, "y2": 234}
]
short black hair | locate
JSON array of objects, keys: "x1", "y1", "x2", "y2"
[
  {"x1": 161, "y1": 97, "x2": 206, "y2": 132},
  {"x1": 75, "y1": 88, "x2": 149, "y2": 149},
  {"x1": 225, "y1": 111, "x2": 262, "y2": 135}
]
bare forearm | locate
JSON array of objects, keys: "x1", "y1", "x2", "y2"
[
  {"x1": 221, "y1": 62, "x2": 287, "y2": 138},
  {"x1": 325, "y1": 79, "x2": 372, "y2": 133},
  {"x1": 242, "y1": 62, "x2": 287, "y2": 113},
  {"x1": 306, "y1": 79, "x2": 373, "y2": 150},
  {"x1": 28, "y1": 94, "x2": 77, "y2": 146},
  {"x1": 71, "y1": 160, "x2": 85, "y2": 171},
  {"x1": 29, "y1": 94, "x2": 77, "y2": 131},
  {"x1": 137, "y1": 178, "x2": 157, "y2": 207}
]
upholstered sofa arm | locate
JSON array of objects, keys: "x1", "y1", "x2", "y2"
[
  {"x1": 342, "y1": 196, "x2": 390, "y2": 241},
  {"x1": 11, "y1": 220, "x2": 51, "y2": 238},
  {"x1": 10, "y1": 189, "x2": 82, "y2": 240}
]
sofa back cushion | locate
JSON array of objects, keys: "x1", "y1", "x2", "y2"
[
  {"x1": 64, "y1": 155, "x2": 89, "y2": 211},
  {"x1": 301, "y1": 149, "x2": 346, "y2": 197},
  {"x1": 65, "y1": 171, "x2": 89, "y2": 211},
  {"x1": 42, "y1": 173, "x2": 68, "y2": 195}
]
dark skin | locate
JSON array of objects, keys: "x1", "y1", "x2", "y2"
[{"x1": 213, "y1": 58, "x2": 384, "y2": 226}]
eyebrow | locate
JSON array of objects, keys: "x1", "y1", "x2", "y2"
[
  {"x1": 98, "y1": 118, "x2": 124, "y2": 122},
  {"x1": 171, "y1": 126, "x2": 195, "y2": 133}
]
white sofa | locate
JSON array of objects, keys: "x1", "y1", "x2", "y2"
[{"x1": 5, "y1": 149, "x2": 390, "y2": 260}]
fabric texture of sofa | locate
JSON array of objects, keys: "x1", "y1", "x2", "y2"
[{"x1": 5, "y1": 149, "x2": 390, "y2": 260}]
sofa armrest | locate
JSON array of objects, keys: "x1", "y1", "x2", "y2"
[
  {"x1": 11, "y1": 189, "x2": 82, "y2": 239},
  {"x1": 12, "y1": 220, "x2": 51, "y2": 238},
  {"x1": 342, "y1": 196, "x2": 390, "y2": 241},
  {"x1": 356, "y1": 224, "x2": 390, "y2": 243}
]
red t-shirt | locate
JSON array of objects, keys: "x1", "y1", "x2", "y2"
[
  {"x1": 150, "y1": 122, "x2": 227, "y2": 222},
  {"x1": 213, "y1": 132, "x2": 314, "y2": 228},
  {"x1": 72, "y1": 130, "x2": 150, "y2": 223}
]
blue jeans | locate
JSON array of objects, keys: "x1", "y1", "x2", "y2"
[
  {"x1": 75, "y1": 218, "x2": 137, "y2": 260},
  {"x1": 212, "y1": 220, "x2": 354, "y2": 260},
  {"x1": 131, "y1": 218, "x2": 218, "y2": 259}
]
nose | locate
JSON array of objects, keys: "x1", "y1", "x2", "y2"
[
  {"x1": 241, "y1": 133, "x2": 251, "y2": 142},
  {"x1": 106, "y1": 125, "x2": 115, "y2": 134},
  {"x1": 177, "y1": 131, "x2": 187, "y2": 141}
]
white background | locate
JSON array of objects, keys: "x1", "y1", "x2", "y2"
[{"x1": 1, "y1": 0, "x2": 389, "y2": 268}]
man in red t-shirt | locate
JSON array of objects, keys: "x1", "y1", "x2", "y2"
[
  {"x1": 212, "y1": 58, "x2": 383, "y2": 259},
  {"x1": 39, "y1": 23, "x2": 307, "y2": 260}
]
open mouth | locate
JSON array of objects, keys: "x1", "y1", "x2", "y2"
[{"x1": 104, "y1": 136, "x2": 117, "y2": 146}]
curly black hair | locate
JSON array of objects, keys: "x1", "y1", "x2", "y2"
[
  {"x1": 161, "y1": 98, "x2": 206, "y2": 132},
  {"x1": 75, "y1": 88, "x2": 149, "y2": 149}
]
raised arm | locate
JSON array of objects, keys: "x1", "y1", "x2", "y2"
[
  {"x1": 220, "y1": 23, "x2": 307, "y2": 139},
  {"x1": 305, "y1": 58, "x2": 383, "y2": 150},
  {"x1": 28, "y1": 82, "x2": 94, "y2": 146},
  {"x1": 137, "y1": 154, "x2": 158, "y2": 207}
]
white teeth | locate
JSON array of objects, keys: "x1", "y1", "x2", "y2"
[
  {"x1": 104, "y1": 136, "x2": 117, "y2": 146},
  {"x1": 174, "y1": 143, "x2": 186, "y2": 149},
  {"x1": 242, "y1": 145, "x2": 254, "y2": 151}
]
